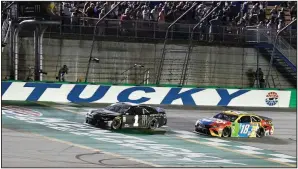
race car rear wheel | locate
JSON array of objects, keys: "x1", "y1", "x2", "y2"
[
  {"x1": 148, "y1": 119, "x2": 158, "y2": 130},
  {"x1": 256, "y1": 128, "x2": 265, "y2": 138},
  {"x1": 111, "y1": 117, "x2": 122, "y2": 130},
  {"x1": 222, "y1": 127, "x2": 231, "y2": 137}
]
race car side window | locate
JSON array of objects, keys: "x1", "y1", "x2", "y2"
[
  {"x1": 238, "y1": 116, "x2": 251, "y2": 123},
  {"x1": 251, "y1": 116, "x2": 261, "y2": 122},
  {"x1": 126, "y1": 107, "x2": 137, "y2": 115},
  {"x1": 134, "y1": 107, "x2": 145, "y2": 115},
  {"x1": 127, "y1": 107, "x2": 143, "y2": 115}
]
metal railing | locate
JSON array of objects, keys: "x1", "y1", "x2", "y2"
[
  {"x1": 275, "y1": 35, "x2": 297, "y2": 66},
  {"x1": 19, "y1": 16, "x2": 255, "y2": 44},
  {"x1": 18, "y1": 16, "x2": 297, "y2": 48},
  {"x1": 265, "y1": 19, "x2": 297, "y2": 88}
]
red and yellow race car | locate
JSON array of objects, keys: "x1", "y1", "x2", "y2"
[{"x1": 194, "y1": 110, "x2": 274, "y2": 138}]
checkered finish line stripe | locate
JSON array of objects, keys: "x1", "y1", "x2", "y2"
[{"x1": 172, "y1": 130, "x2": 297, "y2": 163}]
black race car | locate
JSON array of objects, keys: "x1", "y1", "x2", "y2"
[{"x1": 85, "y1": 102, "x2": 167, "y2": 130}]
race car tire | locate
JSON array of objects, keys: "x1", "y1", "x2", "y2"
[
  {"x1": 222, "y1": 127, "x2": 231, "y2": 137},
  {"x1": 256, "y1": 128, "x2": 265, "y2": 138},
  {"x1": 163, "y1": 118, "x2": 167, "y2": 125},
  {"x1": 148, "y1": 119, "x2": 158, "y2": 130},
  {"x1": 111, "y1": 117, "x2": 122, "y2": 130}
]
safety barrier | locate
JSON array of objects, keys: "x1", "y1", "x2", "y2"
[{"x1": 2, "y1": 81, "x2": 296, "y2": 108}]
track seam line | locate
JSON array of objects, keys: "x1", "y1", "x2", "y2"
[
  {"x1": 35, "y1": 102, "x2": 161, "y2": 167},
  {"x1": 175, "y1": 136, "x2": 296, "y2": 167}
]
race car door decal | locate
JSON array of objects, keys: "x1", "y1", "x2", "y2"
[
  {"x1": 237, "y1": 116, "x2": 253, "y2": 137},
  {"x1": 125, "y1": 107, "x2": 138, "y2": 128}
]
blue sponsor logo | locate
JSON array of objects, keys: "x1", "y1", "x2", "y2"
[{"x1": 1, "y1": 82, "x2": 250, "y2": 106}]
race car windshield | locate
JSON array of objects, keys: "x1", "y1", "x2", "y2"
[
  {"x1": 105, "y1": 104, "x2": 130, "y2": 114},
  {"x1": 213, "y1": 113, "x2": 238, "y2": 122}
]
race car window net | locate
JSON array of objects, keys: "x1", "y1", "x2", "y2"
[
  {"x1": 251, "y1": 116, "x2": 261, "y2": 122},
  {"x1": 140, "y1": 106, "x2": 159, "y2": 114}
]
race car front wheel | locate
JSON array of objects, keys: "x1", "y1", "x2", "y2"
[
  {"x1": 111, "y1": 117, "x2": 122, "y2": 130},
  {"x1": 222, "y1": 127, "x2": 231, "y2": 137}
]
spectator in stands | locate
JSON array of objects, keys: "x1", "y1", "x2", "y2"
[
  {"x1": 258, "y1": 8, "x2": 266, "y2": 22},
  {"x1": 62, "y1": 2, "x2": 71, "y2": 25},
  {"x1": 240, "y1": 1, "x2": 248, "y2": 17},
  {"x1": 57, "y1": 65, "x2": 68, "y2": 82},
  {"x1": 278, "y1": 7, "x2": 285, "y2": 22},
  {"x1": 277, "y1": 19, "x2": 285, "y2": 32},
  {"x1": 94, "y1": 2, "x2": 101, "y2": 18},
  {"x1": 209, "y1": 16, "x2": 220, "y2": 42},
  {"x1": 198, "y1": 20, "x2": 207, "y2": 40},
  {"x1": 83, "y1": 2, "x2": 90, "y2": 14},
  {"x1": 150, "y1": 5, "x2": 159, "y2": 21},
  {"x1": 71, "y1": 8, "x2": 80, "y2": 26},
  {"x1": 270, "y1": 5, "x2": 278, "y2": 23},
  {"x1": 111, "y1": 2, "x2": 119, "y2": 19},
  {"x1": 234, "y1": 12, "x2": 241, "y2": 23},
  {"x1": 158, "y1": 8, "x2": 166, "y2": 29},
  {"x1": 120, "y1": 8, "x2": 131, "y2": 33},
  {"x1": 290, "y1": 3, "x2": 297, "y2": 20},
  {"x1": 255, "y1": 68, "x2": 264, "y2": 88},
  {"x1": 142, "y1": 6, "x2": 150, "y2": 21},
  {"x1": 267, "y1": 19, "x2": 275, "y2": 34},
  {"x1": 165, "y1": 6, "x2": 176, "y2": 22}
]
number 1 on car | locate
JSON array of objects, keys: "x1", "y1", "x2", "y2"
[{"x1": 133, "y1": 115, "x2": 139, "y2": 126}]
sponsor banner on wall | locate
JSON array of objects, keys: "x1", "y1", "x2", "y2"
[{"x1": 1, "y1": 82, "x2": 292, "y2": 108}]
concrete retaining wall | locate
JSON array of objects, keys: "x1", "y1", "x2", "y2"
[{"x1": 1, "y1": 38, "x2": 293, "y2": 88}]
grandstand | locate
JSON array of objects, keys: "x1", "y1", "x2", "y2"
[{"x1": 1, "y1": 1, "x2": 297, "y2": 89}]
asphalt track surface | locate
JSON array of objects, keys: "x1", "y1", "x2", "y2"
[
  {"x1": 2, "y1": 101, "x2": 297, "y2": 167},
  {"x1": 167, "y1": 109, "x2": 297, "y2": 156}
]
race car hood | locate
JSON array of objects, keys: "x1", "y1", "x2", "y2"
[{"x1": 196, "y1": 118, "x2": 230, "y2": 126}]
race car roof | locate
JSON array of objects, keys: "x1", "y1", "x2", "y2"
[
  {"x1": 223, "y1": 110, "x2": 249, "y2": 115},
  {"x1": 116, "y1": 102, "x2": 139, "y2": 106}
]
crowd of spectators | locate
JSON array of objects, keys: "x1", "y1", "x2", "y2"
[
  {"x1": 47, "y1": 1, "x2": 296, "y2": 42},
  {"x1": 1, "y1": 1, "x2": 297, "y2": 43},
  {"x1": 54, "y1": 1, "x2": 296, "y2": 28}
]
